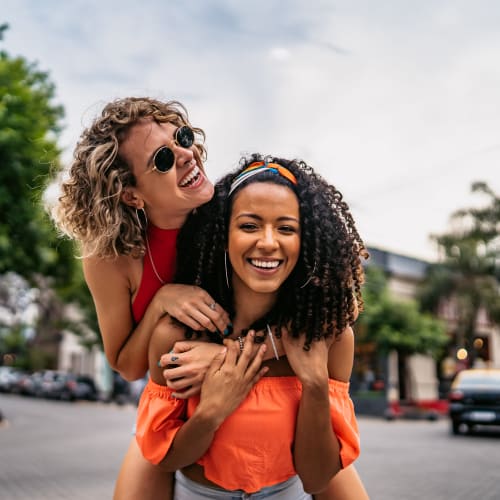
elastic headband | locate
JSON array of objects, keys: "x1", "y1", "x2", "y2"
[{"x1": 228, "y1": 161, "x2": 298, "y2": 197}]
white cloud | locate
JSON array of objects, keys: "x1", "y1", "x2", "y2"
[{"x1": 269, "y1": 47, "x2": 291, "y2": 61}]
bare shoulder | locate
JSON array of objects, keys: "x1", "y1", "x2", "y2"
[
  {"x1": 82, "y1": 253, "x2": 144, "y2": 303},
  {"x1": 327, "y1": 326, "x2": 355, "y2": 382},
  {"x1": 83, "y1": 254, "x2": 133, "y2": 288}
]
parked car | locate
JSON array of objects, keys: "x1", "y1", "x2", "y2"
[
  {"x1": 129, "y1": 375, "x2": 148, "y2": 406},
  {"x1": 60, "y1": 374, "x2": 98, "y2": 401},
  {"x1": 38, "y1": 370, "x2": 68, "y2": 398},
  {"x1": 448, "y1": 368, "x2": 500, "y2": 435},
  {"x1": 110, "y1": 372, "x2": 132, "y2": 405},
  {"x1": 8, "y1": 370, "x2": 31, "y2": 395},
  {"x1": 43, "y1": 372, "x2": 98, "y2": 401},
  {"x1": 0, "y1": 366, "x2": 18, "y2": 392},
  {"x1": 15, "y1": 370, "x2": 46, "y2": 396},
  {"x1": 1, "y1": 367, "x2": 28, "y2": 393}
]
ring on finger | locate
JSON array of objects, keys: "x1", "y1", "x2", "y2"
[{"x1": 209, "y1": 302, "x2": 216, "y2": 311}]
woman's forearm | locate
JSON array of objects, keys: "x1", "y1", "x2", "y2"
[
  {"x1": 294, "y1": 379, "x2": 341, "y2": 494},
  {"x1": 157, "y1": 403, "x2": 222, "y2": 472}
]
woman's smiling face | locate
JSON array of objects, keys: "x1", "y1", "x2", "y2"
[
  {"x1": 119, "y1": 118, "x2": 213, "y2": 228},
  {"x1": 228, "y1": 182, "x2": 301, "y2": 299}
]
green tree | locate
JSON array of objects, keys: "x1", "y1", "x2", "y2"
[
  {"x1": 419, "y1": 182, "x2": 500, "y2": 364},
  {"x1": 0, "y1": 23, "x2": 75, "y2": 284},
  {"x1": 0, "y1": 25, "x2": 99, "y2": 368},
  {"x1": 358, "y1": 266, "x2": 448, "y2": 357}
]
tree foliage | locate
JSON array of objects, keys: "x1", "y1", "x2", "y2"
[
  {"x1": 419, "y1": 182, "x2": 500, "y2": 357},
  {"x1": 0, "y1": 26, "x2": 99, "y2": 368},
  {"x1": 0, "y1": 24, "x2": 75, "y2": 285},
  {"x1": 358, "y1": 266, "x2": 448, "y2": 357}
]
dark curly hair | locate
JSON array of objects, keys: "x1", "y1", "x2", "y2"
[{"x1": 175, "y1": 154, "x2": 368, "y2": 349}]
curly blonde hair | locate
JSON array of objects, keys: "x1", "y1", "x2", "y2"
[{"x1": 51, "y1": 97, "x2": 206, "y2": 259}]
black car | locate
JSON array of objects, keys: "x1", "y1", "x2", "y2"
[
  {"x1": 448, "y1": 369, "x2": 500, "y2": 435},
  {"x1": 51, "y1": 373, "x2": 98, "y2": 401}
]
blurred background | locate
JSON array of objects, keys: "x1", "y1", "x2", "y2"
[{"x1": 1, "y1": 2, "x2": 500, "y2": 498}]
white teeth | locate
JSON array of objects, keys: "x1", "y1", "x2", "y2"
[
  {"x1": 250, "y1": 259, "x2": 280, "y2": 269},
  {"x1": 179, "y1": 166, "x2": 200, "y2": 187}
]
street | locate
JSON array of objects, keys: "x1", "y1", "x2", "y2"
[{"x1": 1, "y1": 394, "x2": 499, "y2": 500}]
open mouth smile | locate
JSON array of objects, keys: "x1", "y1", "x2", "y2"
[
  {"x1": 248, "y1": 258, "x2": 283, "y2": 269},
  {"x1": 179, "y1": 165, "x2": 202, "y2": 188}
]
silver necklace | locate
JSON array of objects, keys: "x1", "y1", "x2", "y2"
[
  {"x1": 266, "y1": 324, "x2": 280, "y2": 360},
  {"x1": 145, "y1": 232, "x2": 165, "y2": 285}
]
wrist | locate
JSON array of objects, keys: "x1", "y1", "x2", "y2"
[
  {"x1": 300, "y1": 375, "x2": 329, "y2": 398},
  {"x1": 191, "y1": 403, "x2": 224, "y2": 431},
  {"x1": 151, "y1": 285, "x2": 172, "y2": 317}
]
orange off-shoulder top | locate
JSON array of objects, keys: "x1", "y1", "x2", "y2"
[{"x1": 136, "y1": 376, "x2": 360, "y2": 493}]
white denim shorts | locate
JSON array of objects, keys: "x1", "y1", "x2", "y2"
[{"x1": 174, "y1": 471, "x2": 312, "y2": 500}]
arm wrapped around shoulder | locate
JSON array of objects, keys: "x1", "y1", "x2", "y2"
[
  {"x1": 135, "y1": 379, "x2": 187, "y2": 464},
  {"x1": 328, "y1": 379, "x2": 360, "y2": 468}
]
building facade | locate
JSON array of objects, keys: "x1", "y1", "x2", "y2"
[{"x1": 354, "y1": 246, "x2": 500, "y2": 416}]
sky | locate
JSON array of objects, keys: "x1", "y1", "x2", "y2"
[{"x1": 3, "y1": 0, "x2": 500, "y2": 261}]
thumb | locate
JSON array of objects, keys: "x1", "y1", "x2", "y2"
[{"x1": 208, "y1": 347, "x2": 227, "y2": 373}]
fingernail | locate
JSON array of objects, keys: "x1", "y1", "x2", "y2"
[
  {"x1": 171, "y1": 356, "x2": 179, "y2": 362},
  {"x1": 223, "y1": 322, "x2": 233, "y2": 336}
]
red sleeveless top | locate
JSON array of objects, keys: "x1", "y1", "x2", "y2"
[{"x1": 132, "y1": 225, "x2": 179, "y2": 323}]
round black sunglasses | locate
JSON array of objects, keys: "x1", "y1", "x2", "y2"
[{"x1": 152, "y1": 126, "x2": 195, "y2": 173}]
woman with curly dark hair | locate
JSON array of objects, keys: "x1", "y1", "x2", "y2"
[{"x1": 137, "y1": 154, "x2": 369, "y2": 498}]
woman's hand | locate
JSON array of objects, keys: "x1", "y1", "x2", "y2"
[
  {"x1": 155, "y1": 284, "x2": 230, "y2": 334},
  {"x1": 196, "y1": 332, "x2": 269, "y2": 425},
  {"x1": 161, "y1": 332, "x2": 284, "y2": 398},
  {"x1": 160, "y1": 341, "x2": 223, "y2": 398},
  {"x1": 281, "y1": 329, "x2": 330, "y2": 386}
]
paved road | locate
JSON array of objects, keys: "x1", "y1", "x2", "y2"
[
  {"x1": 355, "y1": 416, "x2": 500, "y2": 500},
  {"x1": 1, "y1": 394, "x2": 500, "y2": 499}
]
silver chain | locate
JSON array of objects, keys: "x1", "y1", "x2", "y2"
[
  {"x1": 266, "y1": 324, "x2": 280, "y2": 360},
  {"x1": 145, "y1": 232, "x2": 166, "y2": 285}
]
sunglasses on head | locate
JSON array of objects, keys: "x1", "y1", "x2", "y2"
[{"x1": 152, "y1": 125, "x2": 195, "y2": 173}]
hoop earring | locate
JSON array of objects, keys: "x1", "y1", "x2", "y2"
[
  {"x1": 224, "y1": 251, "x2": 230, "y2": 289},
  {"x1": 135, "y1": 208, "x2": 148, "y2": 231},
  {"x1": 300, "y1": 260, "x2": 317, "y2": 289}
]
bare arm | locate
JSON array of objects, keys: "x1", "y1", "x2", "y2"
[
  {"x1": 83, "y1": 256, "x2": 149, "y2": 380},
  {"x1": 148, "y1": 321, "x2": 268, "y2": 471},
  {"x1": 283, "y1": 327, "x2": 355, "y2": 494},
  {"x1": 83, "y1": 256, "x2": 229, "y2": 381}
]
